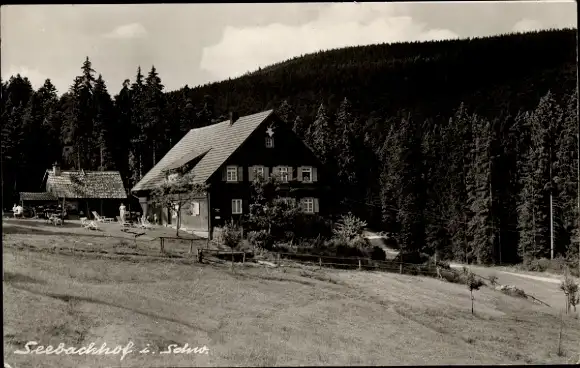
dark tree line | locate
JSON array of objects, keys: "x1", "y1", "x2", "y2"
[{"x1": 1, "y1": 28, "x2": 577, "y2": 265}]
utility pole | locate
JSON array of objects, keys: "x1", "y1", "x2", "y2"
[
  {"x1": 550, "y1": 192, "x2": 554, "y2": 260},
  {"x1": 100, "y1": 144, "x2": 103, "y2": 171},
  {"x1": 549, "y1": 127, "x2": 554, "y2": 260},
  {"x1": 577, "y1": 132, "x2": 579, "y2": 277}
]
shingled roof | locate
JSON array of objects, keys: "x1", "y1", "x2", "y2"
[
  {"x1": 20, "y1": 192, "x2": 58, "y2": 201},
  {"x1": 46, "y1": 170, "x2": 127, "y2": 199},
  {"x1": 132, "y1": 109, "x2": 274, "y2": 192}
]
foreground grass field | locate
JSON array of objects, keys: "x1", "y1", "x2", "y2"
[{"x1": 3, "y1": 221, "x2": 580, "y2": 367}]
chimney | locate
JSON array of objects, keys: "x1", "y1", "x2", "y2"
[
  {"x1": 229, "y1": 111, "x2": 239, "y2": 126},
  {"x1": 52, "y1": 162, "x2": 61, "y2": 176}
]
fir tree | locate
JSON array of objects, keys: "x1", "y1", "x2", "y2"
[
  {"x1": 306, "y1": 103, "x2": 334, "y2": 165},
  {"x1": 467, "y1": 114, "x2": 495, "y2": 264},
  {"x1": 92, "y1": 75, "x2": 115, "y2": 170},
  {"x1": 143, "y1": 65, "x2": 166, "y2": 169}
]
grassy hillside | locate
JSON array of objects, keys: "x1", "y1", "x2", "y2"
[{"x1": 3, "y1": 221, "x2": 580, "y2": 367}]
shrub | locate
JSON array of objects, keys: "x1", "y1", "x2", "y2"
[
  {"x1": 488, "y1": 274, "x2": 499, "y2": 287},
  {"x1": 368, "y1": 246, "x2": 387, "y2": 261},
  {"x1": 394, "y1": 252, "x2": 430, "y2": 265},
  {"x1": 523, "y1": 256, "x2": 579, "y2": 277},
  {"x1": 349, "y1": 235, "x2": 370, "y2": 249},
  {"x1": 524, "y1": 257, "x2": 551, "y2": 272},
  {"x1": 560, "y1": 272, "x2": 579, "y2": 313},
  {"x1": 247, "y1": 230, "x2": 274, "y2": 250},
  {"x1": 222, "y1": 221, "x2": 242, "y2": 249},
  {"x1": 466, "y1": 271, "x2": 485, "y2": 315},
  {"x1": 440, "y1": 268, "x2": 462, "y2": 284},
  {"x1": 332, "y1": 213, "x2": 367, "y2": 242},
  {"x1": 497, "y1": 285, "x2": 527, "y2": 298},
  {"x1": 294, "y1": 214, "x2": 333, "y2": 239}
]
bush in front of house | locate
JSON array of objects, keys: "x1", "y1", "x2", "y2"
[
  {"x1": 293, "y1": 213, "x2": 333, "y2": 239},
  {"x1": 222, "y1": 221, "x2": 242, "y2": 249},
  {"x1": 332, "y1": 212, "x2": 368, "y2": 243},
  {"x1": 247, "y1": 229, "x2": 274, "y2": 250}
]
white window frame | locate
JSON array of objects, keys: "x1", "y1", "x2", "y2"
[
  {"x1": 265, "y1": 136, "x2": 274, "y2": 148},
  {"x1": 302, "y1": 198, "x2": 314, "y2": 213},
  {"x1": 226, "y1": 166, "x2": 238, "y2": 182},
  {"x1": 280, "y1": 166, "x2": 289, "y2": 183},
  {"x1": 302, "y1": 167, "x2": 312, "y2": 183},
  {"x1": 254, "y1": 166, "x2": 265, "y2": 179},
  {"x1": 167, "y1": 173, "x2": 179, "y2": 182},
  {"x1": 190, "y1": 201, "x2": 200, "y2": 216},
  {"x1": 232, "y1": 199, "x2": 243, "y2": 214}
]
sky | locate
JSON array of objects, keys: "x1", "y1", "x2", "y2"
[{"x1": 1, "y1": 1, "x2": 577, "y2": 95}]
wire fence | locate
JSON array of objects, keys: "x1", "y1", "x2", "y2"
[{"x1": 4, "y1": 229, "x2": 558, "y2": 308}]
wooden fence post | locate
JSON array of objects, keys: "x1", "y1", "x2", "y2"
[
  {"x1": 358, "y1": 258, "x2": 361, "y2": 271},
  {"x1": 243, "y1": 252, "x2": 246, "y2": 264},
  {"x1": 189, "y1": 239, "x2": 194, "y2": 254},
  {"x1": 319, "y1": 257, "x2": 322, "y2": 270},
  {"x1": 160, "y1": 237, "x2": 165, "y2": 254},
  {"x1": 399, "y1": 258, "x2": 403, "y2": 274}
]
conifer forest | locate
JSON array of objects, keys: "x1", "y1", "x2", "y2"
[{"x1": 2, "y1": 28, "x2": 578, "y2": 265}]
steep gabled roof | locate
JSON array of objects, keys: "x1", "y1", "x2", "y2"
[
  {"x1": 46, "y1": 170, "x2": 127, "y2": 199},
  {"x1": 132, "y1": 109, "x2": 274, "y2": 192}
]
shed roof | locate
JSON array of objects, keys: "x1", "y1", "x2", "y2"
[
  {"x1": 132, "y1": 109, "x2": 274, "y2": 191},
  {"x1": 20, "y1": 192, "x2": 58, "y2": 201},
  {"x1": 46, "y1": 170, "x2": 127, "y2": 199}
]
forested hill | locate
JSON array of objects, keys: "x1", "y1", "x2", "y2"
[
  {"x1": 184, "y1": 28, "x2": 577, "y2": 122},
  {"x1": 2, "y1": 28, "x2": 578, "y2": 266}
]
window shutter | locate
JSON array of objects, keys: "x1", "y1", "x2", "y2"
[
  {"x1": 297, "y1": 167, "x2": 303, "y2": 182},
  {"x1": 222, "y1": 167, "x2": 227, "y2": 181},
  {"x1": 248, "y1": 166, "x2": 255, "y2": 182},
  {"x1": 264, "y1": 167, "x2": 270, "y2": 178},
  {"x1": 237, "y1": 166, "x2": 243, "y2": 182},
  {"x1": 231, "y1": 200, "x2": 236, "y2": 214},
  {"x1": 288, "y1": 166, "x2": 294, "y2": 181},
  {"x1": 312, "y1": 167, "x2": 318, "y2": 182},
  {"x1": 313, "y1": 198, "x2": 319, "y2": 213},
  {"x1": 243, "y1": 199, "x2": 248, "y2": 214}
]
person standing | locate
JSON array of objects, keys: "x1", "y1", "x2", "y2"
[{"x1": 119, "y1": 203, "x2": 126, "y2": 222}]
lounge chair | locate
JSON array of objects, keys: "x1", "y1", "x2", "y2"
[
  {"x1": 92, "y1": 211, "x2": 114, "y2": 223},
  {"x1": 87, "y1": 220, "x2": 99, "y2": 231},
  {"x1": 116, "y1": 216, "x2": 132, "y2": 230},
  {"x1": 138, "y1": 217, "x2": 153, "y2": 230},
  {"x1": 48, "y1": 213, "x2": 62, "y2": 226}
]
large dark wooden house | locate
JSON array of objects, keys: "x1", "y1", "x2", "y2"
[{"x1": 131, "y1": 110, "x2": 325, "y2": 238}]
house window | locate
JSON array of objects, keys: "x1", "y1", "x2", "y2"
[
  {"x1": 232, "y1": 199, "x2": 243, "y2": 214},
  {"x1": 280, "y1": 166, "x2": 289, "y2": 182},
  {"x1": 167, "y1": 173, "x2": 179, "y2": 182},
  {"x1": 254, "y1": 166, "x2": 265, "y2": 179},
  {"x1": 302, "y1": 167, "x2": 312, "y2": 183},
  {"x1": 226, "y1": 166, "x2": 238, "y2": 182},
  {"x1": 189, "y1": 201, "x2": 200, "y2": 216},
  {"x1": 265, "y1": 136, "x2": 274, "y2": 148},
  {"x1": 302, "y1": 198, "x2": 314, "y2": 213},
  {"x1": 280, "y1": 197, "x2": 294, "y2": 205}
]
